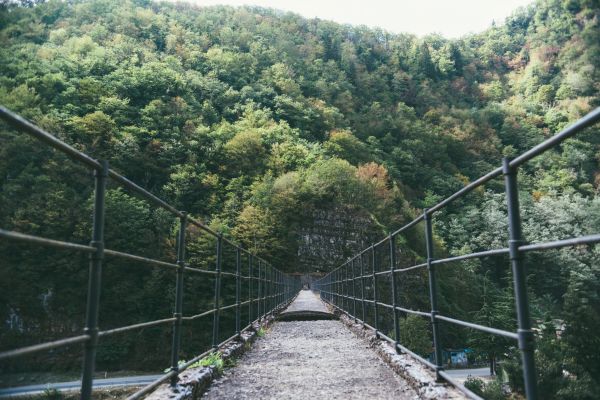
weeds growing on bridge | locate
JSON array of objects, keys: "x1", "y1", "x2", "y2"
[{"x1": 257, "y1": 327, "x2": 267, "y2": 338}]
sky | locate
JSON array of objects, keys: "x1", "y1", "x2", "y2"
[{"x1": 175, "y1": 0, "x2": 536, "y2": 38}]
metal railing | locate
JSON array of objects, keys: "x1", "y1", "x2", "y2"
[
  {"x1": 0, "y1": 106, "x2": 301, "y2": 399},
  {"x1": 314, "y1": 107, "x2": 600, "y2": 400}
]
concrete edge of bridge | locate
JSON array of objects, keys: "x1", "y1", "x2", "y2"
[
  {"x1": 145, "y1": 294, "x2": 300, "y2": 400},
  {"x1": 145, "y1": 317, "x2": 272, "y2": 400},
  {"x1": 334, "y1": 310, "x2": 468, "y2": 400}
]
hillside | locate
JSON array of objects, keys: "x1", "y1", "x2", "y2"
[{"x1": 0, "y1": 0, "x2": 599, "y2": 397}]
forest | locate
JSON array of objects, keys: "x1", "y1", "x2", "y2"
[{"x1": 0, "y1": 0, "x2": 599, "y2": 398}]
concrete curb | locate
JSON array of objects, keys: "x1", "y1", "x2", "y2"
[
  {"x1": 145, "y1": 296, "x2": 298, "y2": 400},
  {"x1": 335, "y1": 311, "x2": 467, "y2": 399}
]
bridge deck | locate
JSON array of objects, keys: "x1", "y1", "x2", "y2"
[{"x1": 203, "y1": 290, "x2": 418, "y2": 399}]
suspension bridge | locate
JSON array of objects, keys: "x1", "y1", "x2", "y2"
[{"x1": 0, "y1": 106, "x2": 599, "y2": 400}]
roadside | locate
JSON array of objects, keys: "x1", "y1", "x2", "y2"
[
  {"x1": 0, "y1": 370, "x2": 157, "y2": 389},
  {"x1": 443, "y1": 367, "x2": 493, "y2": 384},
  {"x1": 0, "y1": 374, "x2": 161, "y2": 398}
]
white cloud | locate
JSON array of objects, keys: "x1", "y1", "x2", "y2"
[{"x1": 165, "y1": 0, "x2": 535, "y2": 38}]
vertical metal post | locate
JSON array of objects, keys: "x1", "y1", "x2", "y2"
[
  {"x1": 333, "y1": 269, "x2": 336, "y2": 305},
  {"x1": 336, "y1": 269, "x2": 340, "y2": 307},
  {"x1": 333, "y1": 270, "x2": 337, "y2": 306},
  {"x1": 275, "y1": 270, "x2": 279, "y2": 308},
  {"x1": 346, "y1": 264, "x2": 350, "y2": 313},
  {"x1": 257, "y1": 260, "x2": 262, "y2": 321},
  {"x1": 359, "y1": 252, "x2": 366, "y2": 327},
  {"x1": 267, "y1": 266, "x2": 272, "y2": 315},
  {"x1": 235, "y1": 248, "x2": 241, "y2": 338},
  {"x1": 342, "y1": 266, "x2": 345, "y2": 311},
  {"x1": 170, "y1": 212, "x2": 187, "y2": 386},
  {"x1": 248, "y1": 255, "x2": 253, "y2": 324},
  {"x1": 266, "y1": 265, "x2": 270, "y2": 316},
  {"x1": 331, "y1": 270, "x2": 335, "y2": 305},
  {"x1": 352, "y1": 258, "x2": 357, "y2": 321},
  {"x1": 278, "y1": 271, "x2": 282, "y2": 308},
  {"x1": 371, "y1": 245, "x2": 379, "y2": 338},
  {"x1": 265, "y1": 263, "x2": 268, "y2": 317},
  {"x1": 265, "y1": 265, "x2": 269, "y2": 316},
  {"x1": 389, "y1": 234, "x2": 400, "y2": 352},
  {"x1": 212, "y1": 235, "x2": 222, "y2": 350},
  {"x1": 81, "y1": 160, "x2": 108, "y2": 400},
  {"x1": 346, "y1": 264, "x2": 350, "y2": 314},
  {"x1": 424, "y1": 210, "x2": 443, "y2": 380},
  {"x1": 342, "y1": 264, "x2": 347, "y2": 312},
  {"x1": 273, "y1": 269, "x2": 277, "y2": 310},
  {"x1": 271, "y1": 267, "x2": 275, "y2": 314},
  {"x1": 503, "y1": 158, "x2": 538, "y2": 400}
]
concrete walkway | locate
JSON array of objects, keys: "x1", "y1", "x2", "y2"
[
  {"x1": 281, "y1": 290, "x2": 330, "y2": 313},
  {"x1": 203, "y1": 290, "x2": 418, "y2": 399}
]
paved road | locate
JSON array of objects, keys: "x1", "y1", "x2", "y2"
[
  {"x1": 444, "y1": 367, "x2": 491, "y2": 379},
  {"x1": 203, "y1": 290, "x2": 419, "y2": 399},
  {"x1": 0, "y1": 375, "x2": 161, "y2": 398}
]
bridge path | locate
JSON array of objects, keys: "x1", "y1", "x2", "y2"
[{"x1": 203, "y1": 290, "x2": 418, "y2": 399}]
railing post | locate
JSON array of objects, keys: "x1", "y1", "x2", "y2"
[
  {"x1": 81, "y1": 160, "x2": 108, "y2": 400},
  {"x1": 424, "y1": 210, "x2": 443, "y2": 380},
  {"x1": 265, "y1": 263, "x2": 269, "y2": 317},
  {"x1": 333, "y1": 269, "x2": 337, "y2": 306},
  {"x1": 342, "y1": 264, "x2": 347, "y2": 313},
  {"x1": 371, "y1": 245, "x2": 380, "y2": 338},
  {"x1": 265, "y1": 264, "x2": 269, "y2": 316},
  {"x1": 284, "y1": 273, "x2": 287, "y2": 304},
  {"x1": 235, "y1": 247, "x2": 241, "y2": 338},
  {"x1": 262, "y1": 262, "x2": 266, "y2": 319},
  {"x1": 275, "y1": 269, "x2": 278, "y2": 310},
  {"x1": 351, "y1": 258, "x2": 357, "y2": 322},
  {"x1": 257, "y1": 260, "x2": 262, "y2": 321},
  {"x1": 337, "y1": 268, "x2": 341, "y2": 308},
  {"x1": 359, "y1": 252, "x2": 366, "y2": 327},
  {"x1": 212, "y1": 234, "x2": 222, "y2": 350},
  {"x1": 389, "y1": 234, "x2": 400, "y2": 352},
  {"x1": 270, "y1": 267, "x2": 274, "y2": 314},
  {"x1": 278, "y1": 270, "x2": 282, "y2": 307},
  {"x1": 267, "y1": 265, "x2": 272, "y2": 315},
  {"x1": 248, "y1": 255, "x2": 253, "y2": 324},
  {"x1": 170, "y1": 212, "x2": 187, "y2": 386},
  {"x1": 346, "y1": 263, "x2": 350, "y2": 314},
  {"x1": 503, "y1": 158, "x2": 538, "y2": 400}
]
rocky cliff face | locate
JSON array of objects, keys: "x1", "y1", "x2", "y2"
[{"x1": 295, "y1": 206, "x2": 382, "y2": 273}]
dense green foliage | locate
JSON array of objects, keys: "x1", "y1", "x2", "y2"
[{"x1": 0, "y1": 0, "x2": 599, "y2": 397}]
